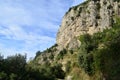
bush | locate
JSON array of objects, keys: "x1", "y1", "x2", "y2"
[
  {"x1": 78, "y1": 17, "x2": 120, "y2": 78},
  {"x1": 9, "y1": 73, "x2": 17, "y2": 80},
  {"x1": 0, "y1": 72, "x2": 7, "y2": 80},
  {"x1": 51, "y1": 63, "x2": 65, "y2": 79},
  {"x1": 56, "y1": 49, "x2": 67, "y2": 60},
  {"x1": 35, "y1": 51, "x2": 41, "y2": 59},
  {"x1": 69, "y1": 50, "x2": 73, "y2": 54},
  {"x1": 65, "y1": 61, "x2": 71, "y2": 73}
]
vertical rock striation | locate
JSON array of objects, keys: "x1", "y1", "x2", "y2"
[{"x1": 56, "y1": 0, "x2": 120, "y2": 49}]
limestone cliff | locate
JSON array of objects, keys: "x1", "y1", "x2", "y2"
[
  {"x1": 57, "y1": 0, "x2": 120, "y2": 50},
  {"x1": 30, "y1": 0, "x2": 120, "y2": 80}
]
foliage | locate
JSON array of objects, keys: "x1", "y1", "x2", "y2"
[
  {"x1": 0, "y1": 72, "x2": 7, "y2": 80},
  {"x1": 46, "y1": 44, "x2": 58, "y2": 53},
  {"x1": 69, "y1": 50, "x2": 73, "y2": 54},
  {"x1": 49, "y1": 53, "x2": 54, "y2": 60},
  {"x1": 51, "y1": 63, "x2": 65, "y2": 79},
  {"x1": 0, "y1": 53, "x2": 65, "y2": 80},
  {"x1": 0, "y1": 54, "x2": 27, "y2": 80},
  {"x1": 78, "y1": 17, "x2": 120, "y2": 79},
  {"x1": 78, "y1": 34, "x2": 95, "y2": 75},
  {"x1": 34, "y1": 51, "x2": 41, "y2": 59},
  {"x1": 56, "y1": 49, "x2": 67, "y2": 60},
  {"x1": 25, "y1": 65, "x2": 55, "y2": 80},
  {"x1": 25, "y1": 62, "x2": 65, "y2": 80},
  {"x1": 65, "y1": 61, "x2": 71, "y2": 73},
  {"x1": 113, "y1": 0, "x2": 120, "y2": 2}
]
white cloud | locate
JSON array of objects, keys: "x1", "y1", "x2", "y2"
[
  {"x1": 0, "y1": 25, "x2": 55, "y2": 60},
  {"x1": 0, "y1": 6, "x2": 33, "y2": 26},
  {"x1": 0, "y1": 0, "x2": 73, "y2": 59}
]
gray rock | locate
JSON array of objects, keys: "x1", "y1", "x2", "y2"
[{"x1": 56, "y1": 0, "x2": 120, "y2": 50}]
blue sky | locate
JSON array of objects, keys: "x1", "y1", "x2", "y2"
[{"x1": 0, "y1": 0, "x2": 83, "y2": 60}]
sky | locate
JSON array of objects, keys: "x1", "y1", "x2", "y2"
[{"x1": 0, "y1": 0, "x2": 83, "y2": 60}]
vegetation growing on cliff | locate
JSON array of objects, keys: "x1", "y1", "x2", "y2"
[
  {"x1": 1, "y1": 0, "x2": 120, "y2": 80},
  {"x1": 78, "y1": 17, "x2": 120, "y2": 79}
]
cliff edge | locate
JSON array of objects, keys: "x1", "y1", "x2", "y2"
[
  {"x1": 57, "y1": 0, "x2": 120, "y2": 50},
  {"x1": 29, "y1": 0, "x2": 120, "y2": 80}
]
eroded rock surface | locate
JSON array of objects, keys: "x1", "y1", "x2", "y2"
[{"x1": 57, "y1": 0, "x2": 120, "y2": 49}]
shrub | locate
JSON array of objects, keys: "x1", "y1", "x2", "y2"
[
  {"x1": 78, "y1": 17, "x2": 120, "y2": 78},
  {"x1": 49, "y1": 54, "x2": 54, "y2": 60},
  {"x1": 69, "y1": 50, "x2": 73, "y2": 54},
  {"x1": 56, "y1": 49, "x2": 67, "y2": 60},
  {"x1": 51, "y1": 63, "x2": 65, "y2": 79},
  {"x1": 0, "y1": 72, "x2": 7, "y2": 80},
  {"x1": 65, "y1": 61, "x2": 71, "y2": 73},
  {"x1": 35, "y1": 51, "x2": 41, "y2": 59}
]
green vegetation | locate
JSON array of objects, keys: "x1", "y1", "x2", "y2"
[
  {"x1": 0, "y1": 53, "x2": 65, "y2": 80},
  {"x1": 56, "y1": 49, "x2": 67, "y2": 60},
  {"x1": 26, "y1": 62, "x2": 65, "y2": 80},
  {"x1": 78, "y1": 17, "x2": 120, "y2": 79},
  {"x1": 113, "y1": 0, "x2": 120, "y2": 2},
  {"x1": 34, "y1": 51, "x2": 42, "y2": 59},
  {"x1": 1, "y1": 3, "x2": 120, "y2": 79},
  {"x1": 78, "y1": 34, "x2": 95, "y2": 75},
  {"x1": 65, "y1": 61, "x2": 71, "y2": 73},
  {"x1": 0, "y1": 54, "x2": 26, "y2": 80}
]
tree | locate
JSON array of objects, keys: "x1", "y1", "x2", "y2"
[
  {"x1": 5, "y1": 54, "x2": 26, "y2": 74},
  {"x1": 35, "y1": 51, "x2": 41, "y2": 59}
]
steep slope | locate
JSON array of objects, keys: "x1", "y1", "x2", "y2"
[
  {"x1": 29, "y1": 0, "x2": 120, "y2": 80},
  {"x1": 57, "y1": 0, "x2": 120, "y2": 50}
]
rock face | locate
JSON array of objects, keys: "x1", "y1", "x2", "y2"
[
  {"x1": 31, "y1": 0, "x2": 120, "y2": 80},
  {"x1": 56, "y1": 0, "x2": 120, "y2": 49}
]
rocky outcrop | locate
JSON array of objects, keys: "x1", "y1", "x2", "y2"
[
  {"x1": 56, "y1": 0, "x2": 120, "y2": 49},
  {"x1": 30, "y1": 0, "x2": 120, "y2": 80}
]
